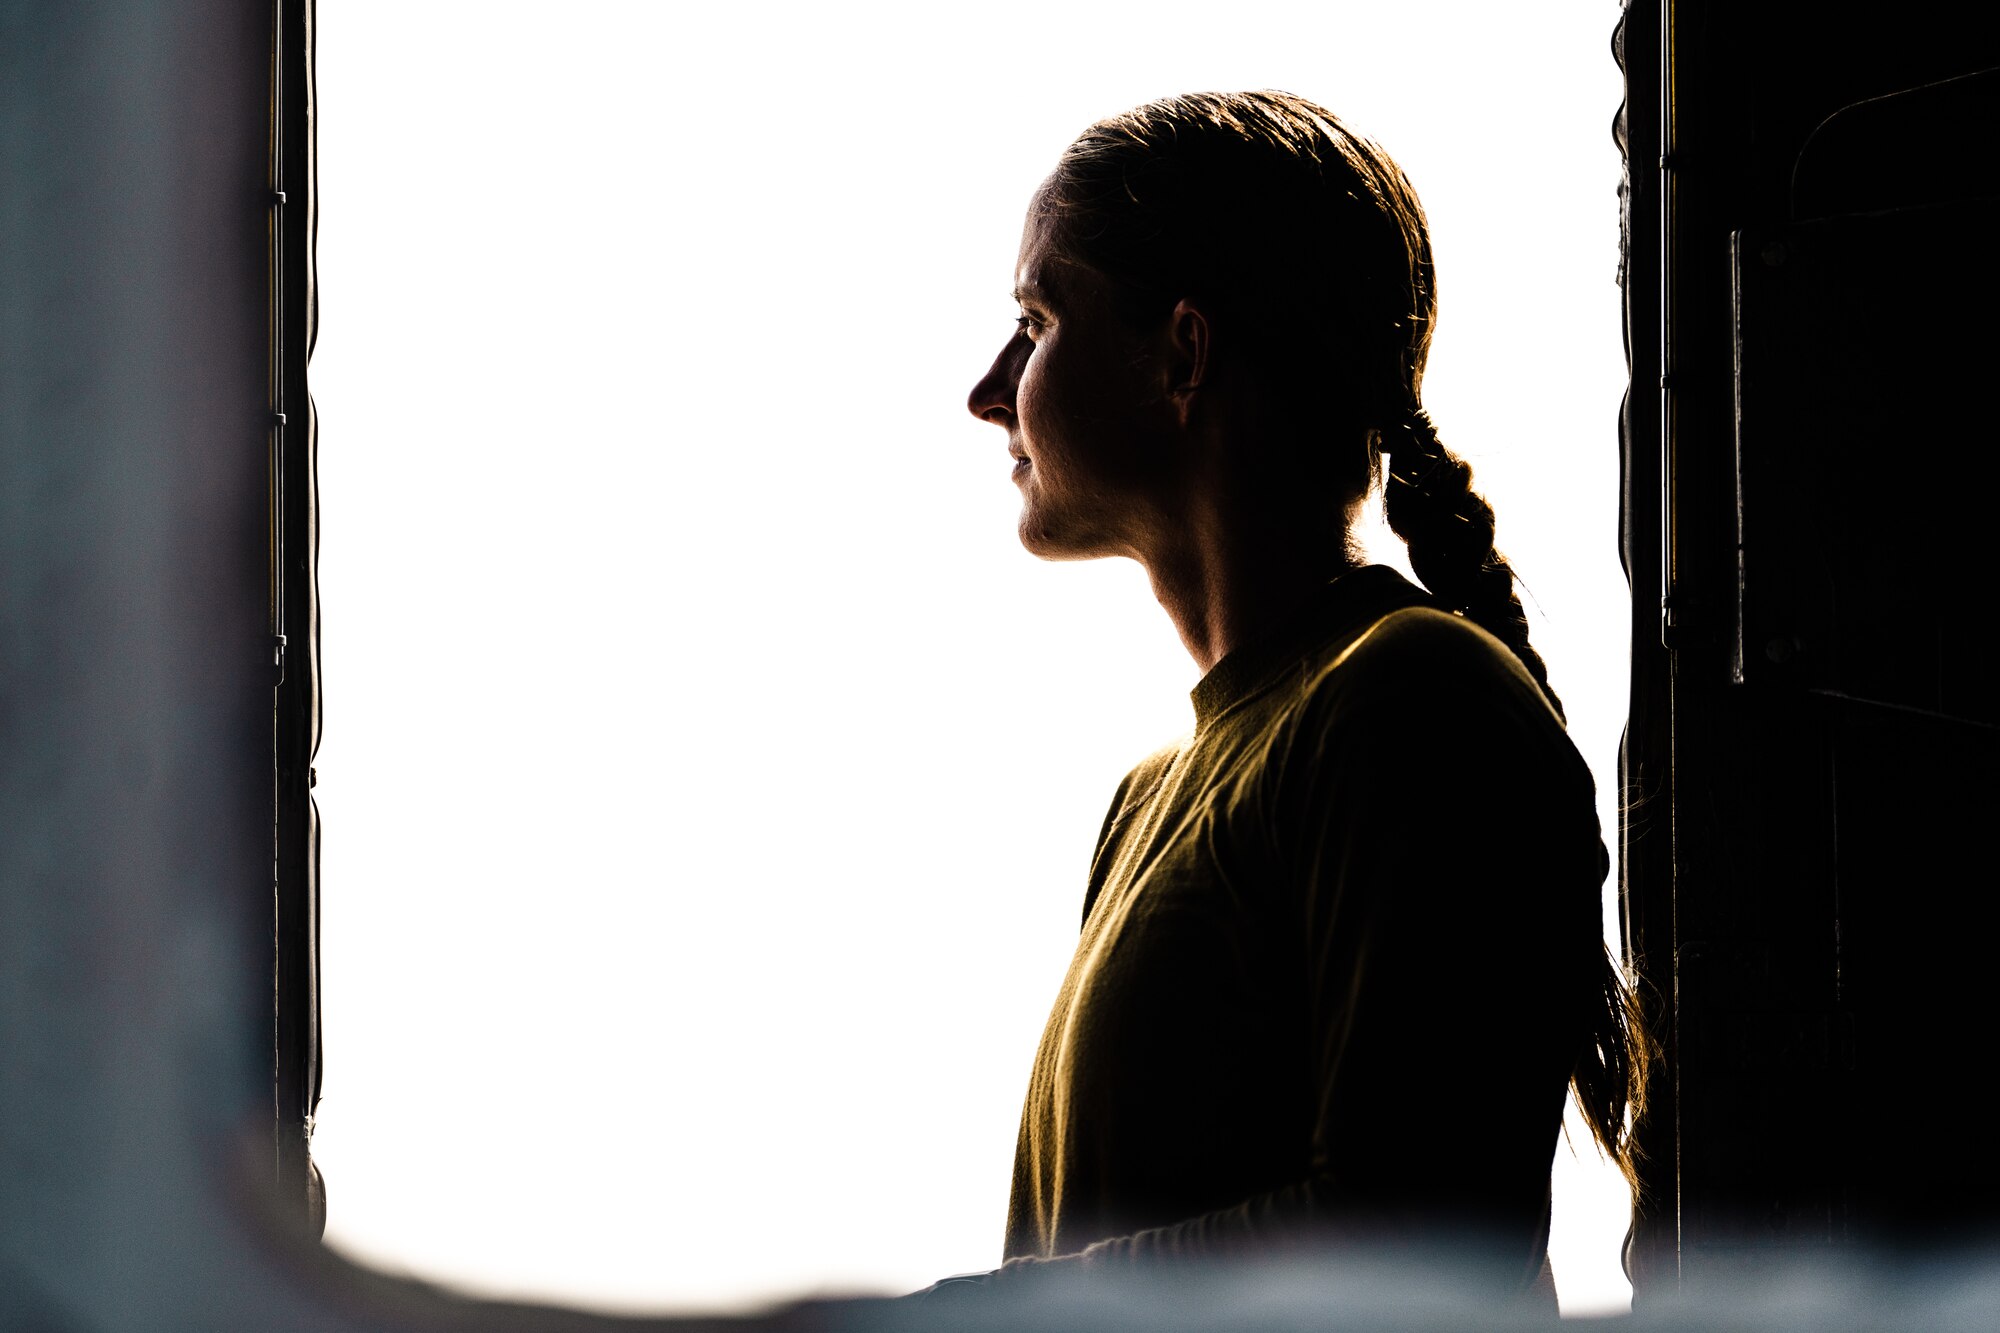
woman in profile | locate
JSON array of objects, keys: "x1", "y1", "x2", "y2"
[{"x1": 952, "y1": 91, "x2": 1645, "y2": 1306}]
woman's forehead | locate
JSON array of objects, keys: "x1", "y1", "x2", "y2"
[{"x1": 1014, "y1": 207, "x2": 1094, "y2": 308}]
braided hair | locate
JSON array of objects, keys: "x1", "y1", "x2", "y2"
[
  {"x1": 1040, "y1": 90, "x2": 1646, "y2": 1188},
  {"x1": 1383, "y1": 409, "x2": 1565, "y2": 722}
]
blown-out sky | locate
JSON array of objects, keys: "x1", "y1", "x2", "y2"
[{"x1": 308, "y1": 0, "x2": 1636, "y2": 1316}]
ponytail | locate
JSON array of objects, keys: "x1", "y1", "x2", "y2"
[
  {"x1": 1384, "y1": 405, "x2": 1652, "y2": 1191},
  {"x1": 1381, "y1": 408, "x2": 1564, "y2": 723},
  {"x1": 1577, "y1": 940, "x2": 1653, "y2": 1195}
]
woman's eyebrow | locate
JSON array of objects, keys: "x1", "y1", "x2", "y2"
[{"x1": 1012, "y1": 279, "x2": 1056, "y2": 308}]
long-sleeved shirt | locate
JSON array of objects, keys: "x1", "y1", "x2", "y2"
[{"x1": 1001, "y1": 565, "x2": 1606, "y2": 1292}]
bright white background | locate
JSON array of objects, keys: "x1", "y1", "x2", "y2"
[{"x1": 309, "y1": 0, "x2": 1636, "y2": 1317}]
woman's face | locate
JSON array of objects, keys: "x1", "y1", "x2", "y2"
[{"x1": 966, "y1": 195, "x2": 1183, "y2": 562}]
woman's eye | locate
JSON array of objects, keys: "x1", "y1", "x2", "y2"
[{"x1": 1015, "y1": 314, "x2": 1042, "y2": 341}]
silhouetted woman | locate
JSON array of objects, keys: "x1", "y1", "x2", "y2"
[{"x1": 955, "y1": 91, "x2": 1645, "y2": 1307}]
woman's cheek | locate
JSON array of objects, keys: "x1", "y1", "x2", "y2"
[{"x1": 1016, "y1": 357, "x2": 1055, "y2": 446}]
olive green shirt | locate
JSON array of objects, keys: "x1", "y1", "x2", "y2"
[{"x1": 1002, "y1": 566, "x2": 1604, "y2": 1288}]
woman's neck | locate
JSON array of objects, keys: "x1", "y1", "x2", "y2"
[{"x1": 1138, "y1": 494, "x2": 1361, "y2": 673}]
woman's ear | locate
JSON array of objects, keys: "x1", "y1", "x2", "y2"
[{"x1": 1166, "y1": 298, "x2": 1211, "y2": 426}]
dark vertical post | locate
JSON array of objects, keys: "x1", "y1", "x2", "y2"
[
  {"x1": 1614, "y1": 0, "x2": 1679, "y2": 1302},
  {"x1": 1629, "y1": 0, "x2": 2000, "y2": 1299},
  {"x1": 272, "y1": 0, "x2": 323, "y2": 1233}
]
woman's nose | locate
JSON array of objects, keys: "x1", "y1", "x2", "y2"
[{"x1": 967, "y1": 336, "x2": 1027, "y2": 426}]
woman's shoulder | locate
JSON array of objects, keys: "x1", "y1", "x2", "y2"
[
  {"x1": 1107, "y1": 736, "x2": 1187, "y2": 816},
  {"x1": 1313, "y1": 603, "x2": 1555, "y2": 721},
  {"x1": 1269, "y1": 605, "x2": 1575, "y2": 784},
  {"x1": 1277, "y1": 605, "x2": 1596, "y2": 839}
]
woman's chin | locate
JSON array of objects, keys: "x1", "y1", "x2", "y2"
[{"x1": 1017, "y1": 513, "x2": 1114, "y2": 563}]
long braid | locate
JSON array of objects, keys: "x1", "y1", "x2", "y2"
[
  {"x1": 1386, "y1": 407, "x2": 1653, "y2": 1191},
  {"x1": 1383, "y1": 408, "x2": 1567, "y2": 724}
]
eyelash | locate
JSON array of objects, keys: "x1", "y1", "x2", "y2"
[{"x1": 1015, "y1": 314, "x2": 1042, "y2": 340}]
